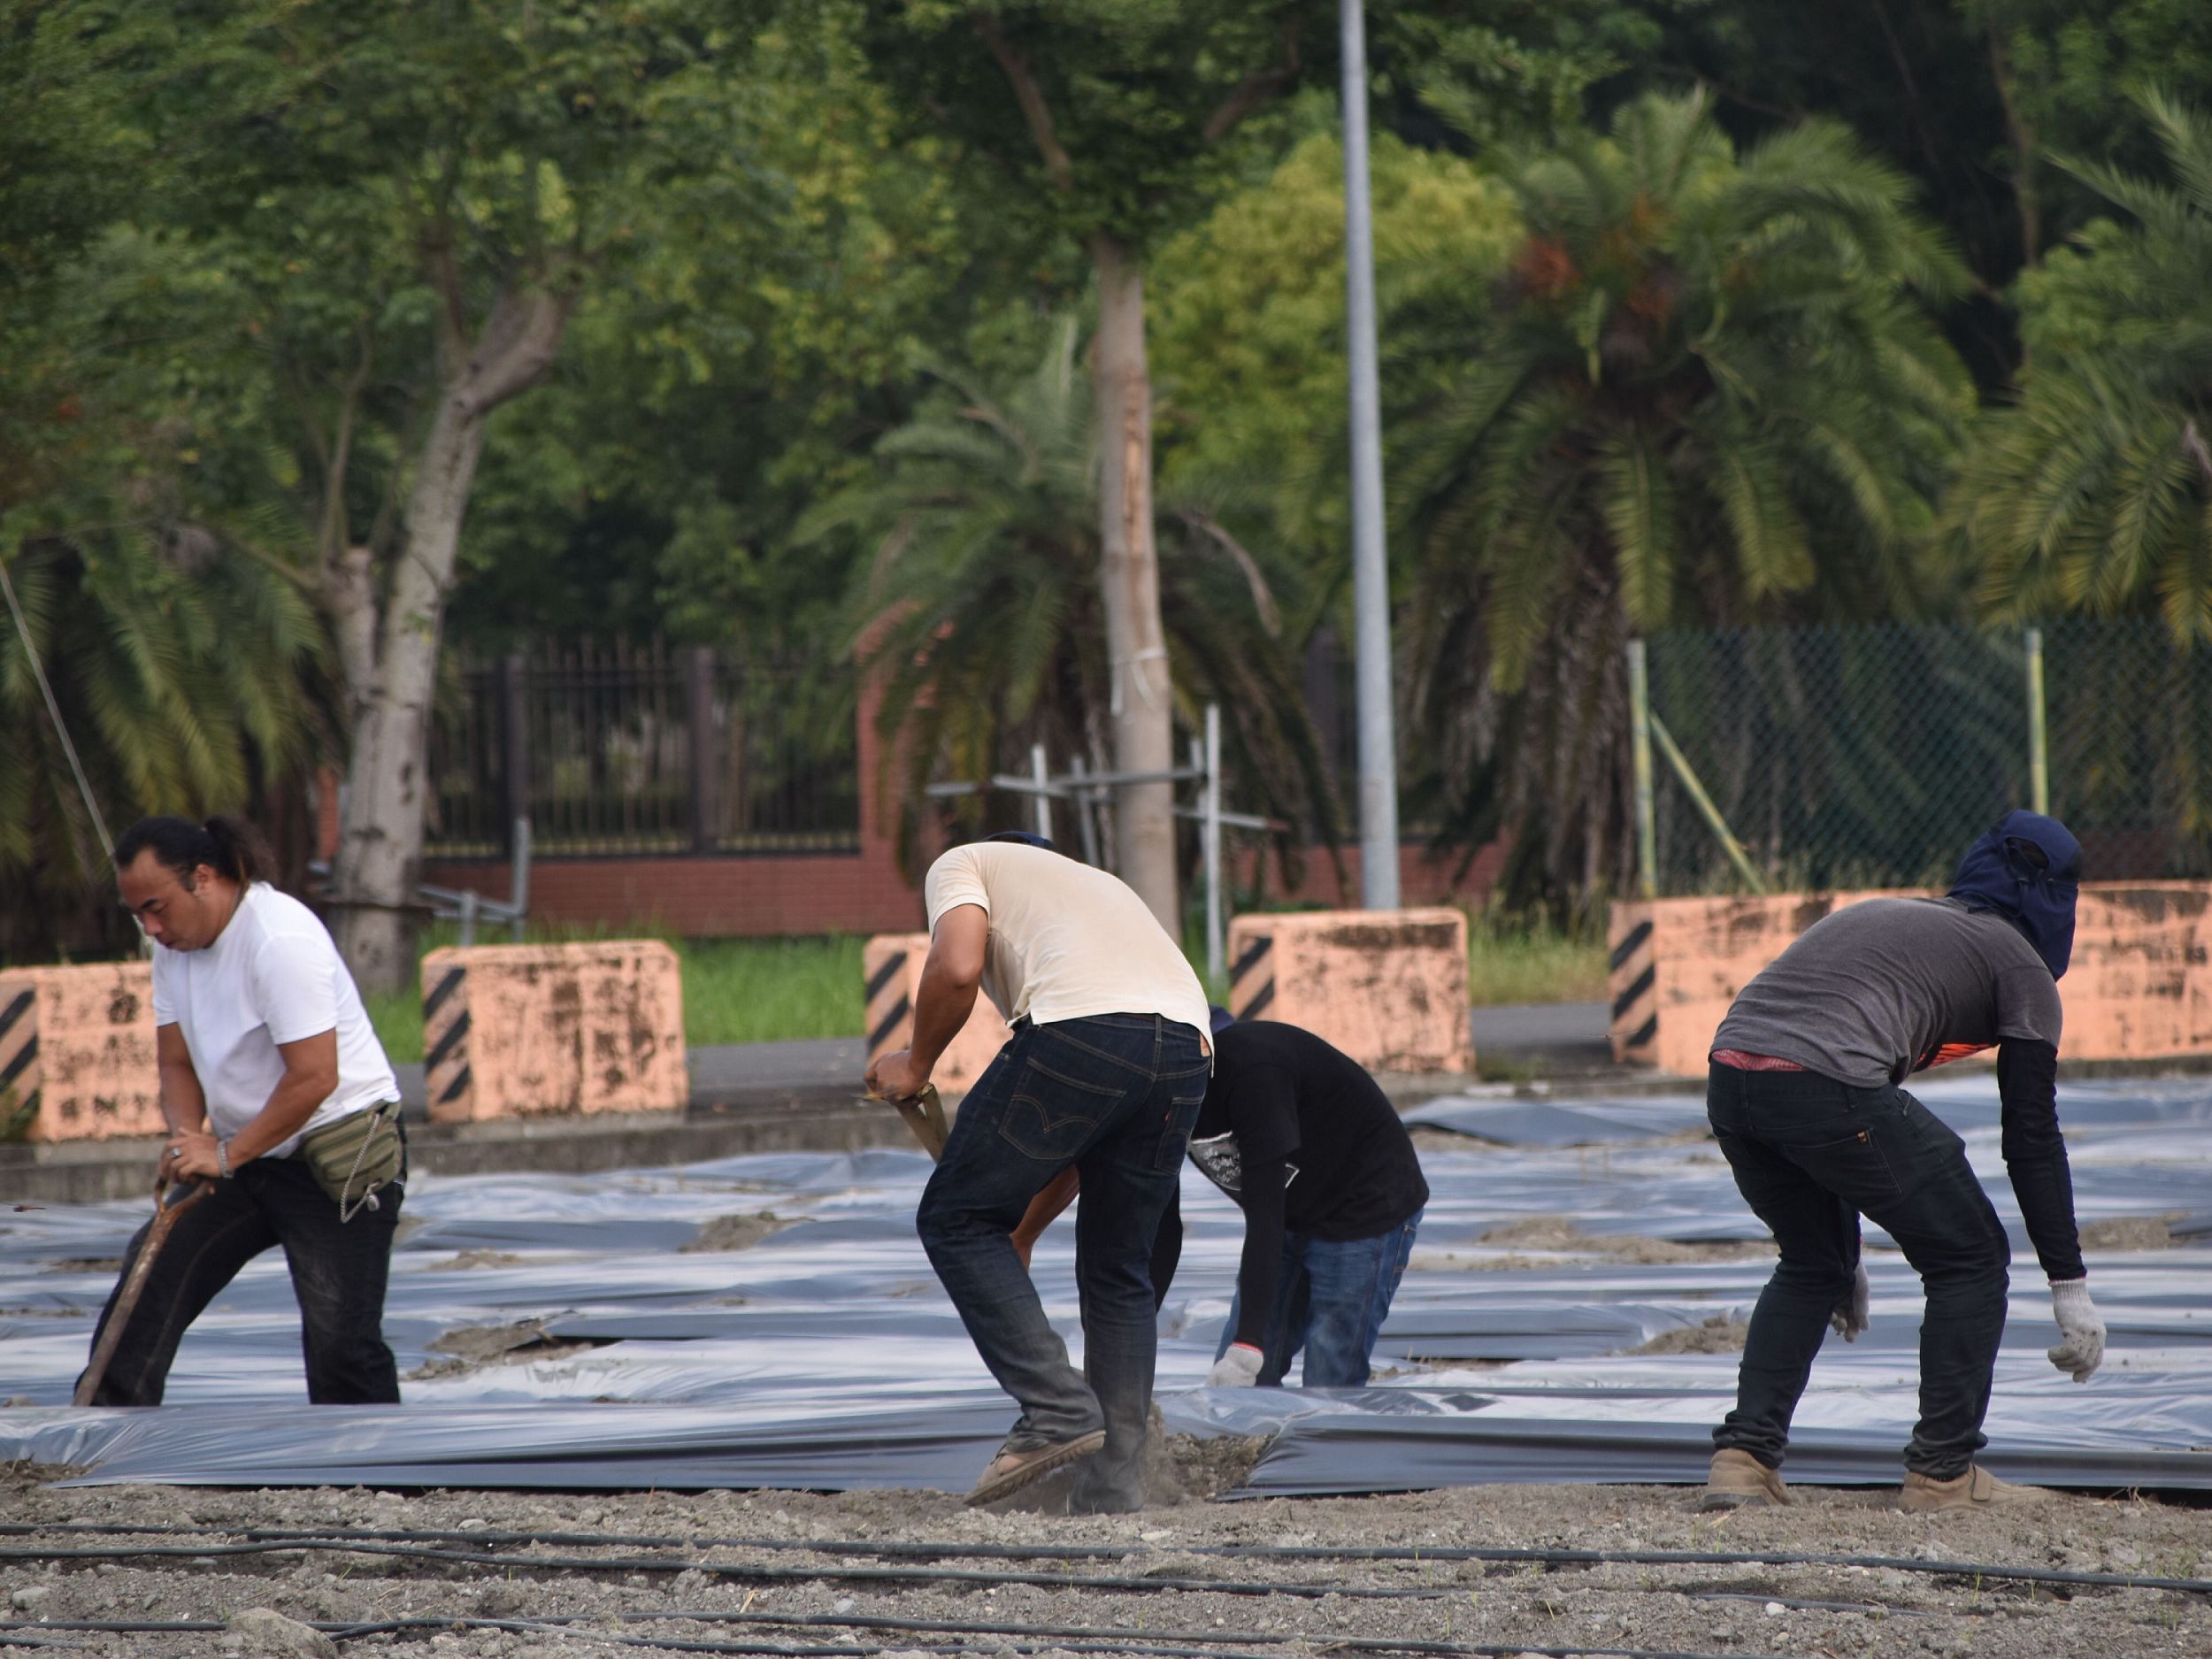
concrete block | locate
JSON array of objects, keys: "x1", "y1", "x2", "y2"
[
  {"x1": 1226, "y1": 908, "x2": 1472, "y2": 1073},
  {"x1": 420, "y1": 941, "x2": 686, "y2": 1123},
  {"x1": 1607, "y1": 882, "x2": 2212, "y2": 1075},
  {"x1": 863, "y1": 933, "x2": 1013, "y2": 1098},
  {"x1": 0, "y1": 963, "x2": 163, "y2": 1141}
]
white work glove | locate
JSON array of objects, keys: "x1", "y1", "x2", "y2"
[
  {"x1": 1206, "y1": 1343, "x2": 1264, "y2": 1387},
  {"x1": 2047, "y1": 1278, "x2": 2106, "y2": 1382},
  {"x1": 1828, "y1": 1262, "x2": 1870, "y2": 1342}
]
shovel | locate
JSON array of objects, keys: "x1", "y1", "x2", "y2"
[
  {"x1": 872, "y1": 1080, "x2": 950, "y2": 1161},
  {"x1": 73, "y1": 1177, "x2": 213, "y2": 1407}
]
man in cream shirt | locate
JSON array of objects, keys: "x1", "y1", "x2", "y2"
[
  {"x1": 80, "y1": 815, "x2": 405, "y2": 1406},
  {"x1": 866, "y1": 833, "x2": 1210, "y2": 1511}
]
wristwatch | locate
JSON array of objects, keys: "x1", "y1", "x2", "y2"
[{"x1": 217, "y1": 1141, "x2": 233, "y2": 1179}]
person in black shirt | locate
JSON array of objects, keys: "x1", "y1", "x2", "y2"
[{"x1": 1153, "y1": 1018, "x2": 1429, "y2": 1388}]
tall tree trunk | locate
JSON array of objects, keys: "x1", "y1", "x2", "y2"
[
  {"x1": 1088, "y1": 234, "x2": 1178, "y2": 933},
  {"x1": 330, "y1": 283, "x2": 568, "y2": 993}
]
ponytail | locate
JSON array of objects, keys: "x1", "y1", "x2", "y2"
[
  {"x1": 113, "y1": 813, "x2": 275, "y2": 889},
  {"x1": 201, "y1": 815, "x2": 273, "y2": 887}
]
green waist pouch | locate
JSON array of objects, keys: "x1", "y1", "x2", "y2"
[{"x1": 296, "y1": 1100, "x2": 404, "y2": 1217}]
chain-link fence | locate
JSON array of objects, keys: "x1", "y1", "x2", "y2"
[{"x1": 1639, "y1": 617, "x2": 2212, "y2": 895}]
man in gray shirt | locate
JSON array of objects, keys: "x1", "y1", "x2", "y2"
[{"x1": 1699, "y1": 810, "x2": 2106, "y2": 1514}]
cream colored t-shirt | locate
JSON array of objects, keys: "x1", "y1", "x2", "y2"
[{"x1": 922, "y1": 842, "x2": 1210, "y2": 1040}]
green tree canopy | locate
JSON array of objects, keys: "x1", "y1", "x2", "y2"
[
  {"x1": 817, "y1": 320, "x2": 1335, "y2": 886},
  {"x1": 1396, "y1": 88, "x2": 1975, "y2": 902},
  {"x1": 1959, "y1": 89, "x2": 2212, "y2": 640}
]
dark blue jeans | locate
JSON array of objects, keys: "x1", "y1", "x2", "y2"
[
  {"x1": 918, "y1": 1014, "x2": 1209, "y2": 1509},
  {"x1": 79, "y1": 1131, "x2": 405, "y2": 1407},
  {"x1": 1217, "y1": 1208, "x2": 1424, "y2": 1387},
  {"x1": 1708, "y1": 1064, "x2": 2010, "y2": 1479}
]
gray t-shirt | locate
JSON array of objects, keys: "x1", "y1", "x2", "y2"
[{"x1": 1712, "y1": 897, "x2": 2062, "y2": 1085}]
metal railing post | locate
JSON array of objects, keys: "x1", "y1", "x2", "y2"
[
  {"x1": 1627, "y1": 639, "x2": 1657, "y2": 900},
  {"x1": 685, "y1": 645, "x2": 718, "y2": 854},
  {"x1": 1203, "y1": 704, "x2": 1225, "y2": 985},
  {"x1": 2024, "y1": 626, "x2": 2049, "y2": 817},
  {"x1": 508, "y1": 817, "x2": 532, "y2": 942},
  {"x1": 1030, "y1": 744, "x2": 1053, "y2": 842},
  {"x1": 498, "y1": 651, "x2": 529, "y2": 858},
  {"x1": 1068, "y1": 757, "x2": 1102, "y2": 867}
]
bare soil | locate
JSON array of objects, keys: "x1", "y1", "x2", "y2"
[
  {"x1": 679, "y1": 1212, "x2": 788, "y2": 1253},
  {"x1": 2, "y1": 1461, "x2": 2206, "y2": 1659}
]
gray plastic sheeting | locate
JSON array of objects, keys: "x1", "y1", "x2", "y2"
[{"x1": 1, "y1": 1074, "x2": 2208, "y2": 1493}]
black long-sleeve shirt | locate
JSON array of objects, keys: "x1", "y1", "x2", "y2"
[{"x1": 1184, "y1": 1022, "x2": 1428, "y2": 1350}]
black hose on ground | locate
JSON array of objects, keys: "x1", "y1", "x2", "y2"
[{"x1": 0, "y1": 1521, "x2": 2199, "y2": 1598}]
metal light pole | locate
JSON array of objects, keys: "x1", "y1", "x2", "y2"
[{"x1": 1340, "y1": 0, "x2": 1401, "y2": 910}]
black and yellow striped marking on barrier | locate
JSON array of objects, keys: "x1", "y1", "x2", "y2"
[
  {"x1": 0, "y1": 984, "x2": 39, "y2": 1129},
  {"x1": 1609, "y1": 917, "x2": 1657, "y2": 1062},
  {"x1": 1228, "y1": 932, "x2": 1275, "y2": 1022},
  {"x1": 864, "y1": 946, "x2": 913, "y2": 1067},
  {"x1": 422, "y1": 964, "x2": 472, "y2": 1110}
]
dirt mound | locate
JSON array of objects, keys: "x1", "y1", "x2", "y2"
[
  {"x1": 426, "y1": 1248, "x2": 526, "y2": 1271},
  {"x1": 2078, "y1": 1214, "x2": 2182, "y2": 1251},
  {"x1": 680, "y1": 1212, "x2": 787, "y2": 1252},
  {"x1": 1630, "y1": 1314, "x2": 1750, "y2": 1355},
  {"x1": 406, "y1": 1318, "x2": 614, "y2": 1381},
  {"x1": 1475, "y1": 1215, "x2": 1773, "y2": 1264}
]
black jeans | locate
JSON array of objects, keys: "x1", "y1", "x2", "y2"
[
  {"x1": 917, "y1": 1014, "x2": 1209, "y2": 1509},
  {"x1": 1708, "y1": 1064, "x2": 2009, "y2": 1479},
  {"x1": 78, "y1": 1131, "x2": 405, "y2": 1406}
]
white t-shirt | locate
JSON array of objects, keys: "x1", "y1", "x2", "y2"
[
  {"x1": 921, "y1": 842, "x2": 1210, "y2": 1041},
  {"x1": 150, "y1": 883, "x2": 400, "y2": 1154}
]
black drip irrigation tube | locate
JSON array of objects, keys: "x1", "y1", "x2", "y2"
[
  {"x1": 0, "y1": 1610, "x2": 1794, "y2": 1659},
  {"x1": 0, "y1": 1538, "x2": 1449, "y2": 1602},
  {"x1": 2, "y1": 1520, "x2": 2207, "y2": 1599}
]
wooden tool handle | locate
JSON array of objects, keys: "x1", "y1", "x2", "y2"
[{"x1": 73, "y1": 1181, "x2": 212, "y2": 1407}]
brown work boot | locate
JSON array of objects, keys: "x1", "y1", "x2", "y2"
[
  {"x1": 1698, "y1": 1448, "x2": 1789, "y2": 1510},
  {"x1": 964, "y1": 1429, "x2": 1106, "y2": 1507},
  {"x1": 1900, "y1": 1464, "x2": 2051, "y2": 1513}
]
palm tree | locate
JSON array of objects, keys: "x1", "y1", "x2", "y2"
[
  {"x1": 1395, "y1": 88, "x2": 1975, "y2": 907},
  {"x1": 1957, "y1": 89, "x2": 2212, "y2": 640},
  {"x1": 1953, "y1": 89, "x2": 2212, "y2": 862},
  {"x1": 0, "y1": 513, "x2": 328, "y2": 958},
  {"x1": 810, "y1": 319, "x2": 1337, "y2": 899}
]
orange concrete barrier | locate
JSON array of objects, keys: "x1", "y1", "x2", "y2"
[
  {"x1": 420, "y1": 941, "x2": 686, "y2": 1124},
  {"x1": 1609, "y1": 882, "x2": 2212, "y2": 1075},
  {"x1": 863, "y1": 933, "x2": 1013, "y2": 1098},
  {"x1": 1226, "y1": 908, "x2": 1472, "y2": 1072},
  {"x1": 0, "y1": 963, "x2": 163, "y2": 1142}
]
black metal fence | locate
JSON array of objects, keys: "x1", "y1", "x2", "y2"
[{"x1": 426, "y1": 641, "x2": 860, "y2": 858}]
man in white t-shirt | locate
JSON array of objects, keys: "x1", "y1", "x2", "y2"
[
  {"x1": 865, "y1": 833, "x2": 1211, "y2": 1512},
  {"x1": 78, "y1": 815, "x2": 406, "y2": 1406}
]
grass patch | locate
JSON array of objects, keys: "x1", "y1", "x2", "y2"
[
  {"x1": 363, "y1": 928, "x2": 864, "y2": 1064},
  {"x1": 349, "y1": 906, "x2": 1604, "y2": 1067},
  {"x1": 1465, "y1": 910, "x2": 1608, "y2": 1006}
]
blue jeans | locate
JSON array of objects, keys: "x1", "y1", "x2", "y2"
[
  {"x1": 917, "y1": 1014, "x2": 1209, "y2": 1509},
  {"x1": 1708, "y1": 1064, "x2": 2011, "y2": 1479},
  {"x1": 1217, "y1": 1208, "x2": 1424, "y2": 1387}
]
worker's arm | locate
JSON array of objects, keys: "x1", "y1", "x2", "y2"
[
  {"x1": 1995, "y1": 1037, "x2": 2083, "y2": 1282},
  {"x1": 166, "y1": 1030, "x2": 338, "y2": 1181},
  {"x1": 151, "y1": 1024, "x2": 208, "y2": 1189},
  {"x1": 1226, "y1": 1154, "x2": 1290, "y2": 1354},
  {"x1": 155, "y1": 1024, "x2": 207, "y2": 1137},
  {"x1": 1010, "y1": 1167, "x2": 1081, "y2": 1268},
  {"x1": 1997, "y1": 1034, "x2": 2106, "y2": 1382},
  {"x1": 864, "y1": 903, "x2": 987, "y2": 1102}
]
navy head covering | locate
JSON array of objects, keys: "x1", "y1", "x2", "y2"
[
  {"x1": 984, "y1": 831, "x2": 1059, "y2": 853},
  {"x1": 1947, "y1": 810, "x2": 2083, "y2": 979}
]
